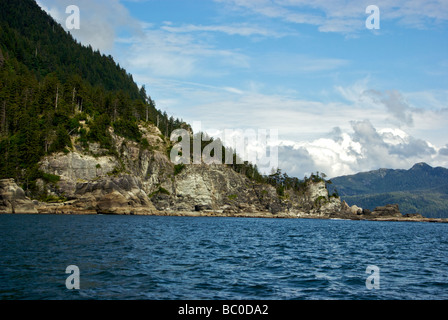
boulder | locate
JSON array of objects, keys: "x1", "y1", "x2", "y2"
[
  {"x1": 362, "y1": 208, "x2": 372, "y2": 215},
  {"x1": 349, "y1": 205, "x2": 363, "y2": 215}
]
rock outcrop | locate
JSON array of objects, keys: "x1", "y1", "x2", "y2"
[
  {"x1": 0, "y1": 179, "x2": 38, "y2": 214},
  {"x1": 25, "y1": 122, "x2": 345, "y2": 217},
  {"x1": 74, "y1": 175, "x2": 158, "y2": 215},
  {"x1": 153, "y1": 164, "x2": 283, "y2": 214},
  {"x1": 2, "y1": 122, "x2": 437, "y2": 222},
  {"x1": 372, "y1": 204, "x2": 402, "y2": 218}
]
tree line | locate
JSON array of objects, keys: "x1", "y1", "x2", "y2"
[
  {"x1": 0, "y1": 0, "x2": 334, "y2": 199},
  {"x1": 0, "y1": 0, "x2": 186, "y2": 190}
]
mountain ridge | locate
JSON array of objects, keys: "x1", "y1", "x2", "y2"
[{"x1": 329, "y1": 163, "x2": 448, "y2": 218}]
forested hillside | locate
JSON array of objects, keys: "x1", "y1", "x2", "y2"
[
  {"x1": 0, "y1": 0, "x2": 187, "y2": 189},
  {"x1": 1, "y1": 0, "x2": 326, "y2": 200}
]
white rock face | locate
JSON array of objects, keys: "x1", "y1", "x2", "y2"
[
  {"x1": 40, "y1": 152, "x2": 116, "y2": 182},
  {"x1": 173, "y1": 164, "x2": 238, "y2": 210},
  {"x1": 0, "y1": 179, "x2": 38, "y2": 214},
  {"x1": 176, "y1": 171, "x2": 214, "y2": 206},
  {"x1": 321, "y1": 197, "x2": 342, "y2": 213},
  {"x1": 307, "y1": 181, "x2": 329, "y2": 200},
  {"x1": 35, "y1": 131, "x2": 165, "y2": 213}
]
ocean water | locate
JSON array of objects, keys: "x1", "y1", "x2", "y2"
[{"x1": 1, "y1": 214, "x2": 447, "y2": 300}]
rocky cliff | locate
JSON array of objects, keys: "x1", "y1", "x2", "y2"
[
  {"x1": 2, "y1": 122, "x2": 435, "y2": 221},
  {"x1": 0, "y1": 122, "x2": 350, "y2": 217}
]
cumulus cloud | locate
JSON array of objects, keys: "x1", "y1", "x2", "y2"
[
  {"x1": 36, "y1": 0, "x2": 142, "y2": 52},
  {"x1": 440, "y1": 145, "x2": 448, "y2": 156},
  {"x1": 275, "y1": 120, "x2": 440, "y2": 179},
  {"x1": 365, "y1": 90, "x2": 415, "y2": 127},
  {"x1": 137, "y1": 75, "x2": 447, "y2": 179}
]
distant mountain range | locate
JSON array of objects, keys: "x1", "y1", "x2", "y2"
[{"x1": 328, "y1": 163, "x2": 448, "y2": 218}]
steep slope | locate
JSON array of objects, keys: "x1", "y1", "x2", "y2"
[
  {"x1": 0, "y1": 0, "x2": 139, "y2": 97},
  {"x1": 32, "y1": 122, "x2": 344, "y2": 217},
  {"x1": 0, "y1": 0, "x2": 189, "y2": 190},
  {"x1": 2, "y1": 0, "x2": 420, "y2": 220},
  {"x1": 329, "y1": 163, "x2": 448, "y2": 218}
]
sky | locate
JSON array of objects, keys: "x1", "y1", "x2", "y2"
[{"x1": 36, "y1": 0, "x2": 448, "y2": 178}]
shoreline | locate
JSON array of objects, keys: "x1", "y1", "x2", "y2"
[
  {"x1": 130, "y1": 210, "x2": 448, "y2": 223},
  {"x1": 4, "y1": 207, "x2": 448, "y2": 223}
]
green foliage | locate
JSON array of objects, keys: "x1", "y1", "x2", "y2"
[
  {"x1": 276, "y1": 185, "x2": 285, "y2": 197},
  {"x1": 41, "y1": 172, "x2": 61, "y2": 184},
  {"x1": 158, "y1": 187, "x2": 170, "y2": 195},
  {"x1": 78, "y1": 128, "x2": 89, "y2": 149},
  {"x1": 330, "y1": 189, "x2": 340, "y2": 199},
  {"x1": 107, "y1": 166, "x2": 123, "y2": 177},
  {"x1": 174, "y1": 163, "x2": 185, "y2": 176},
  {"x1": 309, "y1": 171, "x2": 326, "y2": 183},
  {"x1": 113, "y1": 118, "x2": 142, "y2": 142},
  {"x1": 149, "y1": 186, "x2": 170, "y2": 198},
  {"x1": 330, "y1": 163, "x2": 448, "y2": 218},
  {"x1": 314, "y1": 195, "x2": 328, "y2": 207},
  {"x1": 48, "y1": 125, "x2": 72, "y2": 154},
  {"x1": 0, "y1": 0, "x2": 188, "y2": 190},
  {"x1": 140, "y1": 138, "x2": 150, "y2": 150},
  {"x1": 88, "y1": 114, "x2": 112, "y2": 149},
  {"x1": 39, "y1": 194, "x2": 67, "y2": 203}
]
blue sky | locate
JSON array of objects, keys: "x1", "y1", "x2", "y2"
[{"x1": 37, "y1": 0, "x2": 448, "y2": 178}]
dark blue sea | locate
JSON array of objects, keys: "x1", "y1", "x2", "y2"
[{"x1": 1, "y1": 214, "x2": 447, "y2": 300}]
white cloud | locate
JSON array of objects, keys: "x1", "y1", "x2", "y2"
[
  {"x1": 276, "y1": 120, "x2": 444, "y2": 179},
  {"x1": 215, "y1": 0, "x2": 448, "y2": 34},
  {"x1": 440, "y1": 145, "x2": 448, "y2": 156},
  {"x1": 161, "y1": 79, "x2": 448, "y2": 178},
  {"x1": 37, "y1": 0, "x2": 142, "y2": 52},
  {"x1": 255, "y1": 53, "x2": 349, "y2": 74},
  {"x1": 365, "y1": 89, "x2": 415, "y2": 127},
  {"x1": 36, "y1": 0, "x2": 448, "y2": 178},
  {"x1": 161, "y1": 23, "x2": 289, "y2": 38},
  {"x1": 117, "y1": 22, "x2": 252, "y2": 78}
]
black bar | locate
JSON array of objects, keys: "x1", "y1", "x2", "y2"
[{"x1": 0, "y1": 300, "x2": 445, "y2": 318}]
